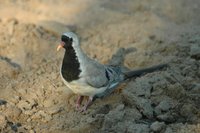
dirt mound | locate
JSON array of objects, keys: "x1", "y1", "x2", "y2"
[{"x1": 0, "y1": 0, "x2": 200, "y2": 132}]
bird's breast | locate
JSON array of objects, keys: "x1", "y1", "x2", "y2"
[{"x1": 61, "y1": 48, "x2": 81, "y2": 82}]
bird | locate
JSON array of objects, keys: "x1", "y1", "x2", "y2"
[{"x1": 57, "y1": 32, "x2": 167, "y2": 112}]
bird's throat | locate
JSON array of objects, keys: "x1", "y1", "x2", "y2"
[{"x1": 61, "y1": 48, "x2": 81, "y2": 82}]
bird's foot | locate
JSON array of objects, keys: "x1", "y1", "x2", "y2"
[
  {"x1": 80, "y1": 97, "x2": 93, "y2": 112},
  {"x1": 80, "y1": 106, "x2": 87, "y2": 112},
  {"x1": 75, "y1": 103, "x2": 81, "y2": 111},
  {"x1": 75, "y1": 95, "x2": 84, "y2": 111}
]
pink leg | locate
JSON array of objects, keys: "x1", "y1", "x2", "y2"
[
  {"x1": 80, "y1": 96, "x2": 93, "y2": 112},
  {"x1": 75, "y1": 95, "x2": 84, "y2": 110}
]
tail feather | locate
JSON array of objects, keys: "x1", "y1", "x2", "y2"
[{"x1": 124, "y1": 64, "x2": 167, "y2": 80}]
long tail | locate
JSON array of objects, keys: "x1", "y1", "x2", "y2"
[{"x1": 124, "y1": 64, "x2": 167, "y2": 80}]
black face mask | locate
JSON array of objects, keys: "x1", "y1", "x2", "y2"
[{"x1": 61, "y1": 35, "x2": 73, "y2": 49}]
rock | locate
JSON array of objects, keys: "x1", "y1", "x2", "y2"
[
  {"x1": 17, "y1": 126, "x2": 29, "y2": 133},
  {"x1": 180, "y1": 104, "x2": 197, "y2": 118},
  {"x1": 28, "y1": 99, "x2": 37, "y2": 108},
  {"x1": 102, "y1": 104, "x2": 125, "y2": 129},
  {"x1": 17, "y1": 89, "x2": 27, "y2": 96},
  {"x1": 157, "y1": 113, "x2": 175, "y2": 123},
  {"x1": 9, "y1": 96, "x2": 21, "y2": 104},
  {"x1": 26, "y1": 118, "x2": 31, "y2": 122},
  {"x1": 164, "y1": 127, "x2": 173, "y2": 133},
  {"x1": 86, "y1": 117, "x2": 96, "y2": 124},
  {"x1": 0, "y1": 113, "x2": 7, "y2": 128},
  {"x1": 31, "y1": 111, "x2": 43, "y2": 120},
  {"x1": 101, "y1": 104, "x2": 144, "y2": 132},
  {"x1": 122, "y1": 89, "x2": 154, "y2": 118},
  {"x1": 45, "y1": 106, "x2": 62, "y2": 115},
  {"x1": 191, "y1": 83, "x2": 200, "y2": 93},
  {"x1": 157, "y1": 100, "x2": 172, "y2": 111},
  {"x1": 165, "y1": 83, "x2": 186, "y2": 99},
  {"x1": 102, "y1": 121, "x2": 150, "y2": 133},
  {"x1": 115, "y1": 104, "x2": 125, "y2": 111},
  {"x1": 43, "y1": 99, "x2": 55, "y2": 108},
  {"x1": 133, "y1": 96, "x2": 154, "y2": 118},
  {"x1": 9, "y1": 122, "x2": 22, "y2": 132},
  {"x1": 42, "y1": 114, "x2": 52, "y2": 123},
  {"x1": 154, "y1": 107, "x2": 162, "y2": 116},
  {"x1": 0, "y1": 99, "x2": 7, "y2": 106},
  {"x1": 17, "y1": 100, "x2": 33, "y2": 110},
  {"x1": 24, "y1": 108, "x2": 37, "y2": 116},
  {"x1": 50, "y1": 72, "x2": 58, "y2": 80},
  {"x1": 7, "y1": 18, "x2": 18, "y2": 36},
  {"x1": 104, "y1": 121, "x2": 129, "y2": 133},
  {"x1": 125, "y1": 79, "x2": 152, "y2": 98},
  {"x1": 4, "y1": 104, "x2": 22, "y2": 119},
  {"x1": 122, "y1": 83, "x2": 153, "y2": 118},
  {"x1": 127, "y1": 124, "x2": 150, "y2": 133},
  {"x1": 124, "y1": 107, "x2": 142, "y2": 121},
  {"x1": 29, "y1": 129, "x2": 36, "y2": 133},
  {"x1": 150, "y1": 121, "x2": 166, "y2": 132},
  {"x1": 190, "y1": 44, "x2": 200, "y2": 60},
  {"x1": 154, "y1": 98, "x2": 174, "y2": 114},
  {"x1": 31, "y1": 110, "x2": 52, "y2": 123},
  {"x1": 94, "y1": 104, "x2": 111, "y2": 115}
]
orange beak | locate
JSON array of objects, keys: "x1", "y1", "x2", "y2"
[{"x1": 57, "y1": 42, "x2": 65, "y2": 51}]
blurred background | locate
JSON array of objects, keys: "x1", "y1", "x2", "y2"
[{"x1": 0, "y1": 0, "x2": 200, "y2": 132}]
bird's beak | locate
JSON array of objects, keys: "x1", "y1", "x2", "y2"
[{"x1": 57, "y1": 41, "x2": 65, "y2": 51}]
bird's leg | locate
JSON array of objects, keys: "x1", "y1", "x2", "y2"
[
  {"x1": 81, "y1": 96, "x2": 93, "y2": 112},
  {"x1": 75, "y1": 95, "x2": 84, "y2": 110}
]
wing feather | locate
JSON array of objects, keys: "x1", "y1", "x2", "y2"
[{"x1": 85, "y1": 65, "x2": 124, "y2": 88}]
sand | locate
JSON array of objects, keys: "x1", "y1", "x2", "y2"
[{"x1": 0, "y1": 0, "x2": 200, "y2": 132}]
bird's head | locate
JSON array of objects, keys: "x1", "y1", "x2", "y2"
[{"x1": 57, "y1": 32, "x2": 79, "y2": 51}]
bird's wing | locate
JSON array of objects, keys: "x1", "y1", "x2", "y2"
[
  {"x1": 85, "y1": 64, "x2": 124, "y2": 88},
  {"x1": 84, "y1": 63, "x2": 109, "y2": 88}
]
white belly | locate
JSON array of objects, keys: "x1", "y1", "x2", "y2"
[{"x1": 61, "y1": 75, "x2": 107, "y2": 97}]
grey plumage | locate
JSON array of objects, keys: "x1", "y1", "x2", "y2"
[
  {"x1": 57, "y1": 32, "x2": 167, "y2": 111},
  {"x1": 123, "y1": 64, "x2": 168, "y2": 80}
]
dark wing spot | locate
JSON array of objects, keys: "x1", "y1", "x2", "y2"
[
  {"x1": 105, "y1": 69, "x2": 110, "y2": 81},
  {"x1": 107, "y1": 68, "x2": 113, "y2": 73}
]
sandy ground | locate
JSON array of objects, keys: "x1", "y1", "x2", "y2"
[{"x1": 0, "y1": 0, "x2": 200, "y2": 132}]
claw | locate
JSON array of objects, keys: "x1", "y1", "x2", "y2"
[
  {"x1": 80, "y1": 96, "x2": 93, "y2": 112},
  {"x1": 75, "y1": 103, "x2": 81, "y2": 111},
  {"x1": 80, "y1": 106, "x2": 87, "y2": 112}
]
